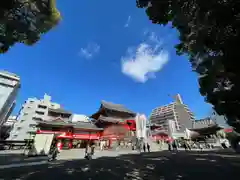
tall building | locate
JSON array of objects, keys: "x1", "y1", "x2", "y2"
[
  {"x1": 0, "y1": 71, "x2": 20, "y2": 126},
  {"x1": 149, "y1": 94, "x2": 194, "y2": 134},
  {"x1": 8, "y1": 94, "x2": 72, "y2": 140},
  {"x1": 0, "y1": 116, "x2": 17, "y2": 140}
]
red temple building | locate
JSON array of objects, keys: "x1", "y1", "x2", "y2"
[
  {"x1": 90, "y1": 101, "x2": 136, "y2": 147},
  {"x1": 150, "y1": 123, "x2": 170, "y2": 141},
  {"x1": 35, "y1": 102, "x2": 172, "y2": 150},
  {"x1": 35, "y1": 108, "x2": 103, "y2": 150}
]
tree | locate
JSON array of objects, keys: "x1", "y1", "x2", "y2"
[
  {"x1": 136, "y1": 0, "x2": 240, "y2": 132},
  {"x1": 0, "y1": 0, "x2": 60, "y2": 53}
]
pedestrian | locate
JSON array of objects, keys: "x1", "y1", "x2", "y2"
[
  {"x1": 85, "y1": 141, "x2": 92, "y2": 160},
  {"x1": 168, "y1": 141, "x2": 172, "y2": 151},
  {"x1": 143, "y1": 143, "x2": 146, "y2": 152},
  {"x1": 90, "y1": 141, "x2": 95, "y2": 156},
  {"x1": 183, "y1": 141, "x2": 187, "y2": 151},
  {"x1": 186, "y1": 141, "x2": 191, "y2": 151},
  {"x1": 147, "y1": 143, "x2": 150, "y2": 152},
  {"x1": 172, "y1": 140, "x2": 178, "y2": 151},
  {"x1": 48, "y1": 140, "x2": 59, "y2": 161}
]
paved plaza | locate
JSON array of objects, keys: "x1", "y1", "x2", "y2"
[{"x1": 0, "y1": 149, "x2": 240, "y2": 180}]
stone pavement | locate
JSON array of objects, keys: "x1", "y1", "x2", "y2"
[{"x1": 0, "y1": 150, "x2": 240, "y2": 180}]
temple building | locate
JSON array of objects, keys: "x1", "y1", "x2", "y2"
[
  {"x1": 90, "y1": 101, "x2": 136, "y2": 148},
  {"x1": 36, "y1": 118, "x2": 103, "y2": 149}
]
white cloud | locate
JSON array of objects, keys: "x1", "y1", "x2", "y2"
[
  {"x1": 79, "y1": 42, "x2": 100, "y2": 59},
  {"x1": 121, "y1": 33, "x2": 169, "y2": 83},
  {"x1": 124, "y1": 16, "x2": 131, "y2": 28}
]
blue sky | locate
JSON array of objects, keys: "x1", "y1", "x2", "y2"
[{"x1": 1, "y1": 0, "x2": 211, "y2": 119}]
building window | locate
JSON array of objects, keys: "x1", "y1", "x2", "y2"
[
  {"x1": 29, "y1": 124, "x2": 36, "y2": 128},
  {"x1": 35, "y1": 111, "x2": 44, "y2": 115},
  {"x1": 38, "y1": 105, "x2": 47, "y2": 109},
  {"x1": 32, "y1": 117, "x2": 43, "y2": 121}
]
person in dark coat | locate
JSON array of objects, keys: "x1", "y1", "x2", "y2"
[
  {"x1": 147, "y1": 143, "x2": 150, "y2": 152},
  {"x1": 143, "y1": 144, "x2": 146, "y2": 152}
]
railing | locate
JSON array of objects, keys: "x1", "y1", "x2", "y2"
[{"x1": 0, "y1": 140, "x2": 34, "y2": 150}]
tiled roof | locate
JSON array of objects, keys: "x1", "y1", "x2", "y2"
[
  {"x1": 101, "y1": 100, "x2": 135, "y2": 114},
  {"x1": 36, "y1": 120, "x2": 102, "y2": 130},
  {"x1": 98, "y1": 115, "x2": 128, "y2": 123}
]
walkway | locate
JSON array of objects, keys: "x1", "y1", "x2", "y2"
[{"x1": 0, "y1": 150, "x2": 239, "y2": 179}]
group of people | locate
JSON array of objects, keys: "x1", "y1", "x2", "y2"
[{"x1": 167, "y1": 140, "x2": 192, "y2": 152}]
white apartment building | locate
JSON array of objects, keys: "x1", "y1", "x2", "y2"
[
  {"x1": 149, "y1": 94, "x2": 194, "y2": 134},
  {"x1": 4, "y1": 116, "x2": 17, "y2": 126},
  {"x1": 70, "y1": 114, "x2": 89, "y2": 123},
  {"x1": 0, "y1": 71, "x2": 20, "y2": 126},
  {"x1": 8, "y1": 94, "x2": 62, "y2": 141}
]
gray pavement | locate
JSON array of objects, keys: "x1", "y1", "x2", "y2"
[{"x1": 0, "y1": 150, "x2": 240, "y2": 180}]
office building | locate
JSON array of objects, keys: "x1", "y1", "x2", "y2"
[
  {"x1": 0, "y1": 71, "x2": 20, "y2": 126},
  {"x1": 0, "y1": 116, "x2": 17, "y2": 140},
  {"x1": 8, "y1": 94, "x2": 72, "y2": 140},
  {"x1": 149, "y1": 94, "x2": 194, "y2": 134}
]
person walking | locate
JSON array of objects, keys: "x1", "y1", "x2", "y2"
[
  {"x1": 90, "y1": 141, "x2": 95, "y2": 156},
  {"x1": 183, "y1": 141, "x2": 187, "y2": 151},
  {"x1": 48, "y1": 140, "x2": 59, "y2": 161},
  {"x1": 172, "y1": 140, "x2": 178, "y2": 152},
  {"x1": 85, "y1": 141, "x2": 92, "y2": 160},
  {"x1": 167, "y1": 141, "x2": 172, "y2": 151},
  {"x1": 147, "y1": 143, "x2": 150, "y2": 152},
  {"x1": 143, "y1": 143, "x2": 146, "y2": 152}
]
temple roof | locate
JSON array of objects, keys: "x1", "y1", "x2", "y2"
[
  {"x1": 101, "y1": 100, "x2": 135, "y2": 114},
  {"x1": 36, "y1": 120, "x2": 103, "y2": 131},
  {"x1": 189, "y1": 124, "x2": 223, "y2": 136}
]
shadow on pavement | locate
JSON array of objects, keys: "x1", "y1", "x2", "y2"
[
  {"x1": 0, "y1": 153, "x2": 26, "y2": 165},
  {"x1": 1, "y1": 150, "x2": 240, "y2": 180},
  {"x1": 0, "y1": 152, "x2": 47, "y2": 166}
]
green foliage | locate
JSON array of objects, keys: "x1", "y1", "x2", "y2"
[
  {"x1": 0, "y1": 0, "x2": 60, "y2": 53},
  {"x1": 137, "y1": 0, "x2": 240, "y2": 132}
]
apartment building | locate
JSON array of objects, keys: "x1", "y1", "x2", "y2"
[
  {"x1": 0, "y1": 71, "x2": 20, "y2": 126},
  {"x1": 8, "y1": 94, "x2": 71, "y2": 140},
  {"x1": 70, "y1": 114, "x2": 90, "y2": 123},
  {"x1": 149, "y1": 94, "x2": 194, "y2": 134}
]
